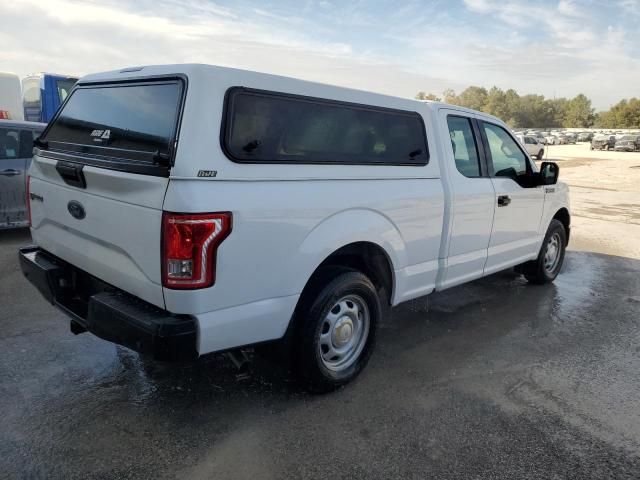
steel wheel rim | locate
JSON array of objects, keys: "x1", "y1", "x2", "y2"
[
  {"x1": 543, "y1": 232, "x2": 562, "y2": 273},
  {"x1": 318, "y1": 294, "x2": 370, "y2": 372}
]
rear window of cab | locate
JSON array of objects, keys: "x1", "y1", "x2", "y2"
[{"x1": 221, "y1": 87, "x2": 429, "y2": 166}]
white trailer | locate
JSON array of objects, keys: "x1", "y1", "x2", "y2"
[{"x1": 0, "y1": 72, "x2": 24, "y2": 121}]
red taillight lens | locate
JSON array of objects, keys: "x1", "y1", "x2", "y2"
[
  {"x1": 162, "y1": 212, "x2": 232, "y2": 289},
  {"x1": 26, "y1": 175, "x2": 32, "y2": 227}
]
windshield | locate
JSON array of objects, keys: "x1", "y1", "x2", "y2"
[
  {"x1": 43, "y1": 80, "x2": 183, "y2": 163},
  {"x1": 55, "y1": 78, "x2": 77, "y2": 103}
]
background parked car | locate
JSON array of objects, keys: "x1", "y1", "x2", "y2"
[
  {"x1": 577, "y1": 132, "x2": 594, "y2": 142},
  {"x1": 0, "y1": 119, "x2": 45, "y2": 228},
  {"x1": 530, "y1": 132, "x2": 547, "y2": 145},
  {"x1": 516, "y1": 134, "x2": 545, "y2": 159},
  {"x1": 614, "y1": 135, "x2": 640, "y2": 152},
  {"x1": 591, "y1": 134, "x2": 616, "y2": 151},
  {"x1": 545, "y1": 135, "x2": 559, "y2": 145}
]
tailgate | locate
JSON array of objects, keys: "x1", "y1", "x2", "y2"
[
  {"x1": 28, "y1": 77, "x2": 186, "y2": 309},
  {"x1": 29, "y1": 158, "x2": 168, "y2": 307}
]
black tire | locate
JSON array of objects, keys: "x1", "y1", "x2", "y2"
[
  {"x1": 292, "y1": 268, "x2": 380, "y2": 393},
  {"x1": 522, "y1": 219, "x2": 567, "y2": 284},
  {"x1": 537, "y1": 149, "x2": 544, "y2": 160}
]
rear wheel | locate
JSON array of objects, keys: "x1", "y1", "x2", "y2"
[
  {"x1": 293, "y1": 269, "x2": 380, "y2": 392},
  {"x1": 537, "y1": 149, "x2": 544, "y2": 160},
  {"x1": 523, "y1": 219, "x2": 567, "y2": 284}
]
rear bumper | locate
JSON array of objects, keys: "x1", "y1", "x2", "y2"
[{"x1": 19, "y1": 246, "x2": 198, "y2": 361}]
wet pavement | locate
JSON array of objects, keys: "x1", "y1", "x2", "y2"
[{"x1": 1, "y1": 228, "x2": 640, "y2": 479}]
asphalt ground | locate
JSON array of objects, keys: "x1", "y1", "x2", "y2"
[{"x1": 1, "y1": 223, "x2": 639, "y2": 479}]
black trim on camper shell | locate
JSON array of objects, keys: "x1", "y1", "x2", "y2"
[
  {"x1": 34, "y1": 148, "x2": 173, "y2": 178},
  {"x1": 220, "y1": 86, "x2": 430, "y2": 166},
  {"x1": 37, "y1": 75, "x2": 188, "y2": 178}
]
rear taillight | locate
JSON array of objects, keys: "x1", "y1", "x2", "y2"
[
  {"x1": 162, "y1": 212, "x2": 232, "y2": 289},
  {"x1": 26, "y1": 175, "x2": 31, "y2": 227}
]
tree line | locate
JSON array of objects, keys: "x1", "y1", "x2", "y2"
[{"x1": 415, "y1": 87, "x2": 640, "y2": 129}]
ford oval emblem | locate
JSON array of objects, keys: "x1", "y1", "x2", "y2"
[{"x1": 67, "y1": 200, "x2": 86, "y2": 220}]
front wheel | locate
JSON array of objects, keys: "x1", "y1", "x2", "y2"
[
  {"x1": 293, "y1": 269, "x2": 380, "y2": 392},
  {"x1": 522, "y1": 219, "x2": 567, "y2": 284}
]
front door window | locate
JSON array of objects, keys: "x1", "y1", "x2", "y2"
[{"x1": 483, "y1": 123, "x2": 533, "y2": 187}]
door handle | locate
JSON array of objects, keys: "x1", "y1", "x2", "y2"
[
  {"x1": 0, "y1": 169, "x2": 21, "y2": 176},
  {"x1": 497, "y1": 195, "x2": 511, "y2": 207}
]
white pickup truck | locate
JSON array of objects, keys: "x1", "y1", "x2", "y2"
[{"x1": 20, "y1": 64, "x2": 570, "y2": 392}]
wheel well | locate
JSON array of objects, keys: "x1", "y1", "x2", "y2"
[
  {"x1": 553, "y1": 208, "x2": 571, "y2": 244},
  {"x1": 306, "y1": 242, "x2": 394, "y2": 305}
]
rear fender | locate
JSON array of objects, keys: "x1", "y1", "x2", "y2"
[{"x1": 294, "y1": 209, "x2": 406, "y2": 297}]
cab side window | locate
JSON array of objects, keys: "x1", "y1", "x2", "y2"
[
  {"x1": 446, "y1": 115, "x2": 481, "y2": 177},
  {"x1": 0, "y1": 128, "x2": 20, "y2": 160},
  {"x1": 482, "y1": 122, "x2": 530, "y2": 183}
]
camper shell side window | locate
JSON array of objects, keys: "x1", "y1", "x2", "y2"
[{"x1": 221, "y1": 87, "x2": 429, "y2": 166}]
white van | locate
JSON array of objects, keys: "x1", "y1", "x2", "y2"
[
  {"x1": 0, "y1": 72, "x2": 25, "y2": 121},
  {"x1": 20, "y1": 64, "x2": 570, "y2": 391}
]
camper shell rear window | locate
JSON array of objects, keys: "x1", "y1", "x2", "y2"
[
  {"x1": 221, "y1": 87, "x2": 429, "y2": 166},
  {"x1": 41, "y1": 78, "x2": 185, "y2": 176}
]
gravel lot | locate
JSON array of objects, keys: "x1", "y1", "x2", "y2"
[
  {"x1": 542, "y1": 143, "x2": 640, "y2": 259},
  {"x1": 1, "y1": 143, "x2": 639, "y2": 479}
]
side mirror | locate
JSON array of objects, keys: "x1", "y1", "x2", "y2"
[{"x1": 539, "y1": 161, "x2": 559, "y2": 185}]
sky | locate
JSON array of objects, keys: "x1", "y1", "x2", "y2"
[{"x1": 1, "y1": 0, "x2": 639, "y2": 111}]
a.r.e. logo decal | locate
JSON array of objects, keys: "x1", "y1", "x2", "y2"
[
  {"x1": 90, "y1": 129, "x2": 111, "y2": 143},
  {"x1": 197, "y1": 170, "x2": 217, "y2": 178}
]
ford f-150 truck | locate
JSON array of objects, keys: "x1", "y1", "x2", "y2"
[{"x1": 19, "y1": 64, "x2": 570, "y2": 392}]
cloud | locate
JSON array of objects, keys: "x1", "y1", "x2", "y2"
[
  {"x1": 618, "y1": 0, "x2": 640, "y2": 15},
  {"x1": 458, "y1": 0, "x2": 640, "y2": 108},
  {"x1": 463, "y1": 0, "x2": 493, "y2": 13},
  {"x1": 0, "y1": 0, "x2": 638, "y2": 110},
  {"x1": 557, "y1": 0, "x2": 582, "y2": 16},
  {"x1": 0, "y1": 0, "x2": 461, "y2": 100}
]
